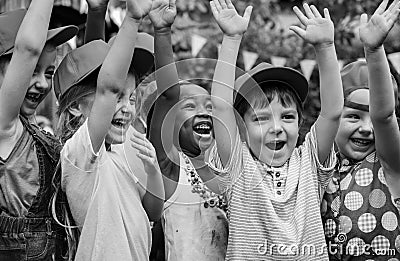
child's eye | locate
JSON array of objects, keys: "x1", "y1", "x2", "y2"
[
  {"x1": 183, "y1": 103, "x2": 196, "y2": 109},
  {"x1": 253, "y1": 116, "x2": 268, "y2": 122},
  {"x1": 45, "y1": 71, "x2": 54, "y2": 79},
  {"x1": 346, "y1": 114, "x2": 360, "y2": 120},
  {"x1": 282, "y1": 114, "x2": 296, "y2": 120},
  {"x1": 129, "y1": 97, "x2": 136, "y2": 105}
]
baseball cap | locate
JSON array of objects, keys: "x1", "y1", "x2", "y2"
[
  {"x1": 53, "y1": 40, "x2": 110, "y2": 107},
  {"x1": 107, "y1": 32, "x2": 154, "y2": 75},
  {"x1": 0, "y1": 9, "x2": 78, "y2": 56},
  {"x1": 54, "y1": 33, "x2": 155, "y2": 113},
  {"x1": 341, "y1": 60, "x2": 399, "y2": 111},
  {"x1": 234, "y1": 62, "x2": 309, "y2": 104}
]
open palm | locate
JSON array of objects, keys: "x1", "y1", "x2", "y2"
[
  {"x1": 290, "y1": 4, "x2": 334, "y2": 46},
  {"x1": 149, "y1": 0, "x2": 177, "y2": 30},
  {"x1": 359, "y1": 0, "x2": 400, "y2": 49},
  {"x1": 126, "y1": 0, "x2": 152, "y2": 20},
  {"x1": 210, "y1": 0, "x2": 252, "y2": 36}
]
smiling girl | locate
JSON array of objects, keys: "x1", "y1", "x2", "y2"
[{"x1": 0, "y1": 1, "x2": 77, "y2": 260}]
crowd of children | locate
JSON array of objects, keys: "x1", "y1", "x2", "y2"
[{"x1": 0, "y1": 0, "x2": 399, "y2": 260}]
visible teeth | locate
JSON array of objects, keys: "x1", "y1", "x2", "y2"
[{"x1": 352, "y1": 139, "x2": 370, "y2": 145}]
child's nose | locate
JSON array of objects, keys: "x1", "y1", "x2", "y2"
[
  {"x1": 359, "y1": 118, "x2": 373, "y2": 134},
  {"x1": 269, "y1": 120, "x2": 283, "y2": 134},
  {"x1": 33, "y1": 73, "x2": 50, "y2": 91}
]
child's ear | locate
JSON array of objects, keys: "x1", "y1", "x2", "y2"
[{"x1": 66, "y1": 101, "x2": 83, "y2": 117}]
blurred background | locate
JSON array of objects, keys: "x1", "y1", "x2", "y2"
[{"x1": 1, "y1": 0, "x2": 399, "y2": 141}]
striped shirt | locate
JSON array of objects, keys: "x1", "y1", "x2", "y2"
[{"x1": 207, "y1": 125, "x2": 336, "y2": 260}]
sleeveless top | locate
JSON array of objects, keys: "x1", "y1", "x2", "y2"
[
  {"x1": 322, "y1": 152, "x2": 400, "y2": 260},
  {"x1": 162, "y1": 152, "x2": 228, "y2": 261}
]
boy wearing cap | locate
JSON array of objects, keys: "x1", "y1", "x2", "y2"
[
  {"x1": 208, "y1": 0, "x2": 342, "y2": 260},
  {"x1": 322, "y1": 0, "x2": 400, "y2": 259},
  {"x1": 0, "y1": 1, "x2": 78, "y2": 260},
  {"x1": 54, "y1": 0, "x2": 164, "y2": 260}
]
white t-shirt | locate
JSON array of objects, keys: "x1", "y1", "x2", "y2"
[
  {"x1": 61, "y1": 121, "x2": 151, "y2": 261},
  {"x1": 207, "y1": 125, "x2": 337, "y2": 260}
]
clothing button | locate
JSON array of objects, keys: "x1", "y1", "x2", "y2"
[
  {"x1": 277, "y1": 182, "x2": 282, "y2": 187},
  {"x1": 275, "y1": 172, "x2": 280, "y2": 178},
  {"x1": 276, "y1": 191, "x2": 281, "y2": 195}
]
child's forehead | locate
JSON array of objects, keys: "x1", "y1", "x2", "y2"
[{"x1": 179, "y1": 84, "x2": 210, "y2": 99}]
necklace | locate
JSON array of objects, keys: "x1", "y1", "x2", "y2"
[{"x1": 182, "y1": 154, "x2": 227, "y2": 212}]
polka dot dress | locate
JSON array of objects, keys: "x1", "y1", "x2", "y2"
[{"x1": 322, "y1": 152, "x2": 400, "y2": 260}]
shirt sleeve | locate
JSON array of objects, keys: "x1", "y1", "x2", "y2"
[
  {"x1": 60, "y1": 120, "x2": 106, "y2": 192},
  {"x1": 302, "y1": 124, "x2": 337, "y2": 198},
  {"x1": 206, "y1": 130, "x2": 244, "y2": 193}
]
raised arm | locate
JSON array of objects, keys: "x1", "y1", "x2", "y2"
[
  {"x1": 290, "y1": 4, "x2": 343, "y2": 163},
  {"x1": 148, "y1": 0, "x2": 180, "y2": 167},
  {"x1": 84, "y1": 0, "x2": 110, "y2": 43},
  {"x1": 88, "y1": 0, "x2": 151, "y2": 152},
  {"x1": 0, "y1": 0, "x2": 54, "y2": 132},
  {"x1": 359, "y1": 0, "x2": 400, "y2": 174},
  {"x1": 211, "y1": 0, "x2": 252, "y2": 166}
]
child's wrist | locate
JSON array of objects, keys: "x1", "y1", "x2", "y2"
[
  {"x1": 313, "y1": 41, "x2": 334, "y2": 51},
  {"x1": 124, "y1": 13, "x2": 143, "y2": 24},
  {"x1": 88, "y1": 4, "x2": 108, "y2": 13},
  {"x1": 154, "y1": 27, "x2": 172, "y2": 35},
  {"x1": 223, "y1": 34, "x2": 243, "y2": 42},
  {"x1": 364, "y1": 45, "x2": 384, "y2": 54}
]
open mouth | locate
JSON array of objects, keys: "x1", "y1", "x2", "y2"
[
  {"x1": 265, "y1": 141, "x2": 285, "y2": 151},
  {"x1": 111, "y1": 118, "x2": 128, "y2": 129},
  {"x1": 25, "y1": 93, "x2": 43, "y2": 104},
  {"x1": 193, "y1": 121, "x2": 212, "y2": 136},
  {"x1": 350, "y1": 138, "x2": 373, "y2": 147}
]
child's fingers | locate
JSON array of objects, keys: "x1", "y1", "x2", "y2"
[
  {"x1": 169, "y1": 0, "x2": 176, "y2": 9},
  {"x1": 310, "y1": 5, "x2": 322, "y2": 18},
  {"x1": 289, "y1": 26, "x2": 306, "y2": 39},
  {"x1": 293, "y1": 6, "x2": 308, "y2": 25},
  {"x1": 360, "y1": 13, "x2": 368, "y2": 26},
  {"x1": 303, "y1": 3, "x2": 315, "y2": 19},
  {"x1": 243, "y1": 6, "x2": 253, "y2": 22},
  {"x1": 210, "y1": 1, "x2": 219, "y2": 17},
  {"x1": 220, "y1": 0, "x2": 228, "y2": 9},
  {"x1": 323, "y1": 8, "x2": 331, "y2": 20},
  {"x1": 136, "y1": 153, "x2": 156, "y2": 167},
  {"x1": 374, "y1": 0, "x2": 389, "y2": 15},
  {"x1": 388, "y1": 8, "x2": 400, "y2": 27},
  {"x1": 213, "y1": 0, "x2": 222, "y2": 12},
  {"x1": 387, "y1": 0, "x2": 400, "y2": 16},
  {"x1": 226, "y1": 0, "x2": 235, "y2": 9}
]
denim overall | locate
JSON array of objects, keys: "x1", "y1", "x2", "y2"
[{"x1": 0, "y1": 116, "x2": 65, "y2": 261}]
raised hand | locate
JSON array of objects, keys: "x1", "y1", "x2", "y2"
[
  {"x1": 290, "y1": 3, "x2": 334, "y2": 47},
  {"x1": 359, "y1": 0, "x2": 400, "y2": 50},
  {"x1": 86, "y1": 0, "x2": 109, "y2": 9},
  {"x1": 130, "y1": 128, "x2": 161, "y2": 175},
  {"x1": 149, "y1": 0, "x2": 177, "y2": 30},
  {"x1": 210, "y1": 0, "x2": 252, "y2": 37},
  {"x1": 126, "y1": 0, "x2": 153, "y2": 20}
]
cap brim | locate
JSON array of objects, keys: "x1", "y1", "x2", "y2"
[
  {"x1": 235, "y1": 65, "x2": 308, "y2": 103},
  {"x1": 5, "y1": 25, "x2": 78, "y2": 55}
]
